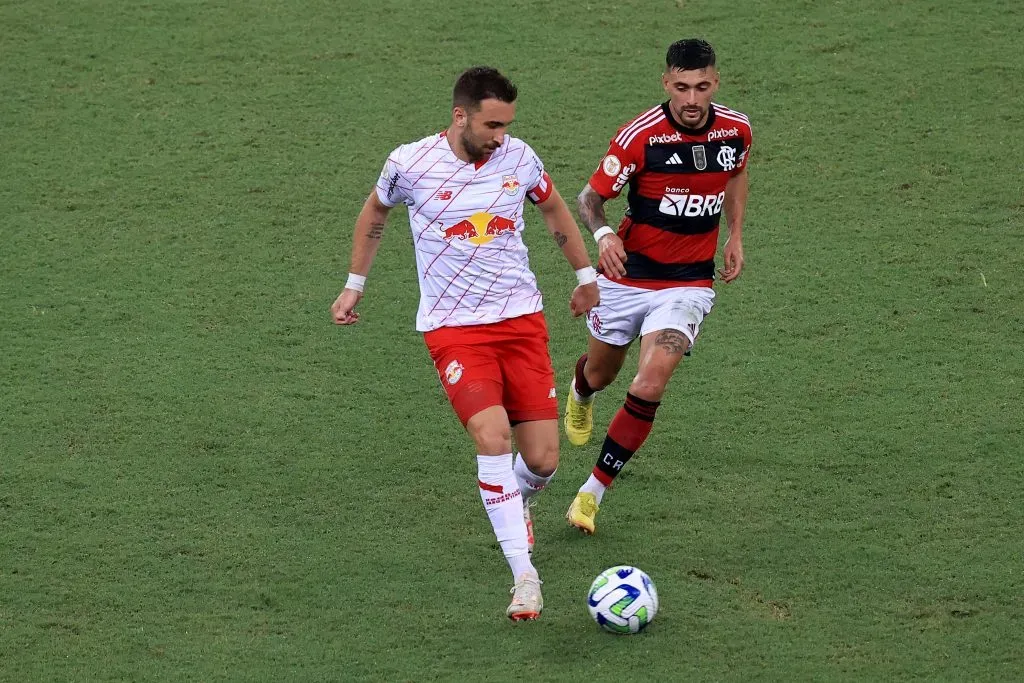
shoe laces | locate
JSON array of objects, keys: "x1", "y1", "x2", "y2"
[
  {"x1": 510, "y1": 575, "x2": 543, "y2": 599},
  {"x1": 568, "y1": 401, "x2": 590, "y2": 429}
]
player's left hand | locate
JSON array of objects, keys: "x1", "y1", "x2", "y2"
[
  {"x1": 570, "y1": 282, "x2": 600, "y2": 318},
  {"x1": 719, "y1": 238, "x2": 744, "y2": 283},
  {"x1": 331, "y1": 288, "x2": 363, "y2": 325}
]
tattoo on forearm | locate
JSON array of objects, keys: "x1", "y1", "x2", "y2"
[
  {"x1": 367, "y1": 222, "x2": 384, "y2": 239},
  {"x1": 577, "y1": 190, "x2": 608, "y2": 234},
  {"x1": 654, "y1": 330, "x2": 689, "y2": 355},
  {"x1": 553, "y1": 231, "x2": 568, "y2": 248}
]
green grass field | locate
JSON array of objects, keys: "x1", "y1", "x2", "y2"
[{"x1": 2, "y1": 0, "x2": 1023, "y2": 680}]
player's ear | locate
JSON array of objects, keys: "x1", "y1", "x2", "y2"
[{"x1": 453, "y1": 105, "x2": 468, "y2": 128}]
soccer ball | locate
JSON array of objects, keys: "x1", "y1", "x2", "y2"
[{"x1": 587, "y1": 565, "x2": 659, "y2": 634}]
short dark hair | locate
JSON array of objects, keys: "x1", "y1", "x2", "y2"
[
  {"x1": 453, "y1": 66, "x2": 518, "y2": 110},
  {"x1": 666, "y1": 39, "x2": 716, "y2": 71}
]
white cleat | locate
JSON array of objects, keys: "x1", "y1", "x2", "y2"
[{"x1": 506, "y1": 573, "x2": 543, "y2": 621}]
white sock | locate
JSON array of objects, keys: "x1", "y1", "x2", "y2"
[
  {"x1": 477, "y1": 454, "x2": 536, "y2": 580},
  {"x1": 579, "y1": 473, "x2": 608, "y2": 505},
  {"x1": 513, "y1": 452, "x2": 555, "y2": 507},
  {"x1": 571, "y1": 378, "x2": 596, "y2": 405}
]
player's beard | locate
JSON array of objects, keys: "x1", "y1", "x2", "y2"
[
  {"x1": 676, "y1": 104, "x2": 708, "y2": 129},
  {"x1": 461, "y1": 131, "x2": 499, "y2": 162}
]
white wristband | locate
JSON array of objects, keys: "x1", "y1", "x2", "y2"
[
  {"x1": 345, "y1": 273, "x2": 366, "y2": 292},
  {"x1": 575, "y1": 266, "x2": 598, "y2": 286},
  {"x1": 593, "y1": 226, "x2": 615, "y2": 243}
]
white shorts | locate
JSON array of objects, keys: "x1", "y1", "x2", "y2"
[{"x1": 585, "y1": 278, "x2": 716, "y2": 348}]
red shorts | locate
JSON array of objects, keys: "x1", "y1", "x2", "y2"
[{"x1": 424, "y1": 311, "x2": 559, "y2": 426}]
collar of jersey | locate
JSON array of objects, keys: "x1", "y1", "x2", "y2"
[
  {"x1": 661, "y1": 102, "x2": 716, "y2": 137},
  {"x1": 440, "y1": 130, "x2": 490, "y2": 170}
]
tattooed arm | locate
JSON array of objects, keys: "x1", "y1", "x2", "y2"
[
  {"x1": 534, "y1": 186, "x2": 601, "y2": 317},
  {"x1": 576, "y1": 183, "x2": 610, "y2": 236},
  {"x1": 331, "y1": 191, "x2": 392, "y2": 325},
  {"x1": 535, "y1": 186, "x2": 591, "y2": 270},
  {"x1": 578, "y1": 183, "x2": 627, "y2": 279},
  {"x1": 347, "y1": 191, "x2": 391, "y2": 277}
]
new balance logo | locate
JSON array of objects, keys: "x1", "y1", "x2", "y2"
[
  {"x1": 665, "y1": 153, "x2": 684, "y2": 165},
  {"x1": 434, "y1": 190, "x2": 453, "y2": 201}
]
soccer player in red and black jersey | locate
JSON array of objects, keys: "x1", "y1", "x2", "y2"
[{"x1": 565, "y1": 39, "x2": 752, "y2": 534}]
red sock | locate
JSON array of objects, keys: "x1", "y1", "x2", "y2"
[
  {"x1": 574, "y1": 354, "x2": 595, "y2": 398},
  {"x1": 592, "y1": 393, "x2": 660, "y2": 485}
]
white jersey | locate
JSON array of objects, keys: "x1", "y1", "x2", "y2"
[{"x1": 375, "y1": 132, "x2": 554, "y2": 332}]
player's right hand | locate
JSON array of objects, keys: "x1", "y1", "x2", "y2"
[
  {"x1": 597, "y1": 234, "x2": 627, "y2": 279},
  {"x1": 331, "y1": 289, "x2": 362, "y2": 325},
  {"x1": 569, "y1": 282, "x2": 600, "y2": 318}
]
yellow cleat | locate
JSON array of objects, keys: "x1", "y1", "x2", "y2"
[
  {"x1": 563, "y1": 381, "x2": 594, "y2": 446},
  {"x1": 566, "y1": 492, "x2": 599, "y2": 535}
]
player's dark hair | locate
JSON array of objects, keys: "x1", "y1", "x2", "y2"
[
  {"x1": 666, "y1": 39, "x2": 716, "y2": 71},
  {"x1": 453, "y1": 66, "x2": 518, "y2": 110}
]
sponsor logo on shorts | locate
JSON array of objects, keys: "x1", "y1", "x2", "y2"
[{"x1": 548, "y1": 387, "x2": 557, "y2": 399}]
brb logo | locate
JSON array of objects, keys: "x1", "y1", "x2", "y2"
[
  {"x1": 659, "y1": 191, "x2": 725, "y2": 217},
  {"x1": 441, "y1": 211, "x2": 517, "y2": 245}
]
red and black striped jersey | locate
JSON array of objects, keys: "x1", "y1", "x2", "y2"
[{"x1": 588, "y1": 102, "x2": 752, "y2": 289}]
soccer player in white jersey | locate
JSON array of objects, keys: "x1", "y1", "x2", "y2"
[{"x1": 331, "y1": 67, "x2": 600, "y2": 621}]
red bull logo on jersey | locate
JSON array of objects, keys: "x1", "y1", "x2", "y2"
[
  {"x1": 502, "y1": 174, "x2": 520, "y2": 196},
  {"x1": 440, "y1": 211, "x2": 517, "y2": 245}
]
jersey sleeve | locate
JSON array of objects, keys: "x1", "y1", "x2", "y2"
[
  {"x1": 523, "y1": 144, "x2": 555, "y2": 204},
  {"x1": 587, "y1": 132, "x2": 645, "y2": 200},
  {"x1": 734, "y1": 123, "x2": 753, "y2": 175},
  {"x1": 375, "y1": 146, "x2": 413, "y2": 207}
]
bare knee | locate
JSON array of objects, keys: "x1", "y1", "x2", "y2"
[
  {"x1": 467, "y1": 416, "x2": 512, "y2": 455},
  {"x1": 584, "y1": 363, "x2": 618, "y2": 392},
  {"x1": 522, "y1": 442, "x2": 558, "y2": 476},
  {"x1": 628, "y1": 375, "x2": 669, "y2": 403}
]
